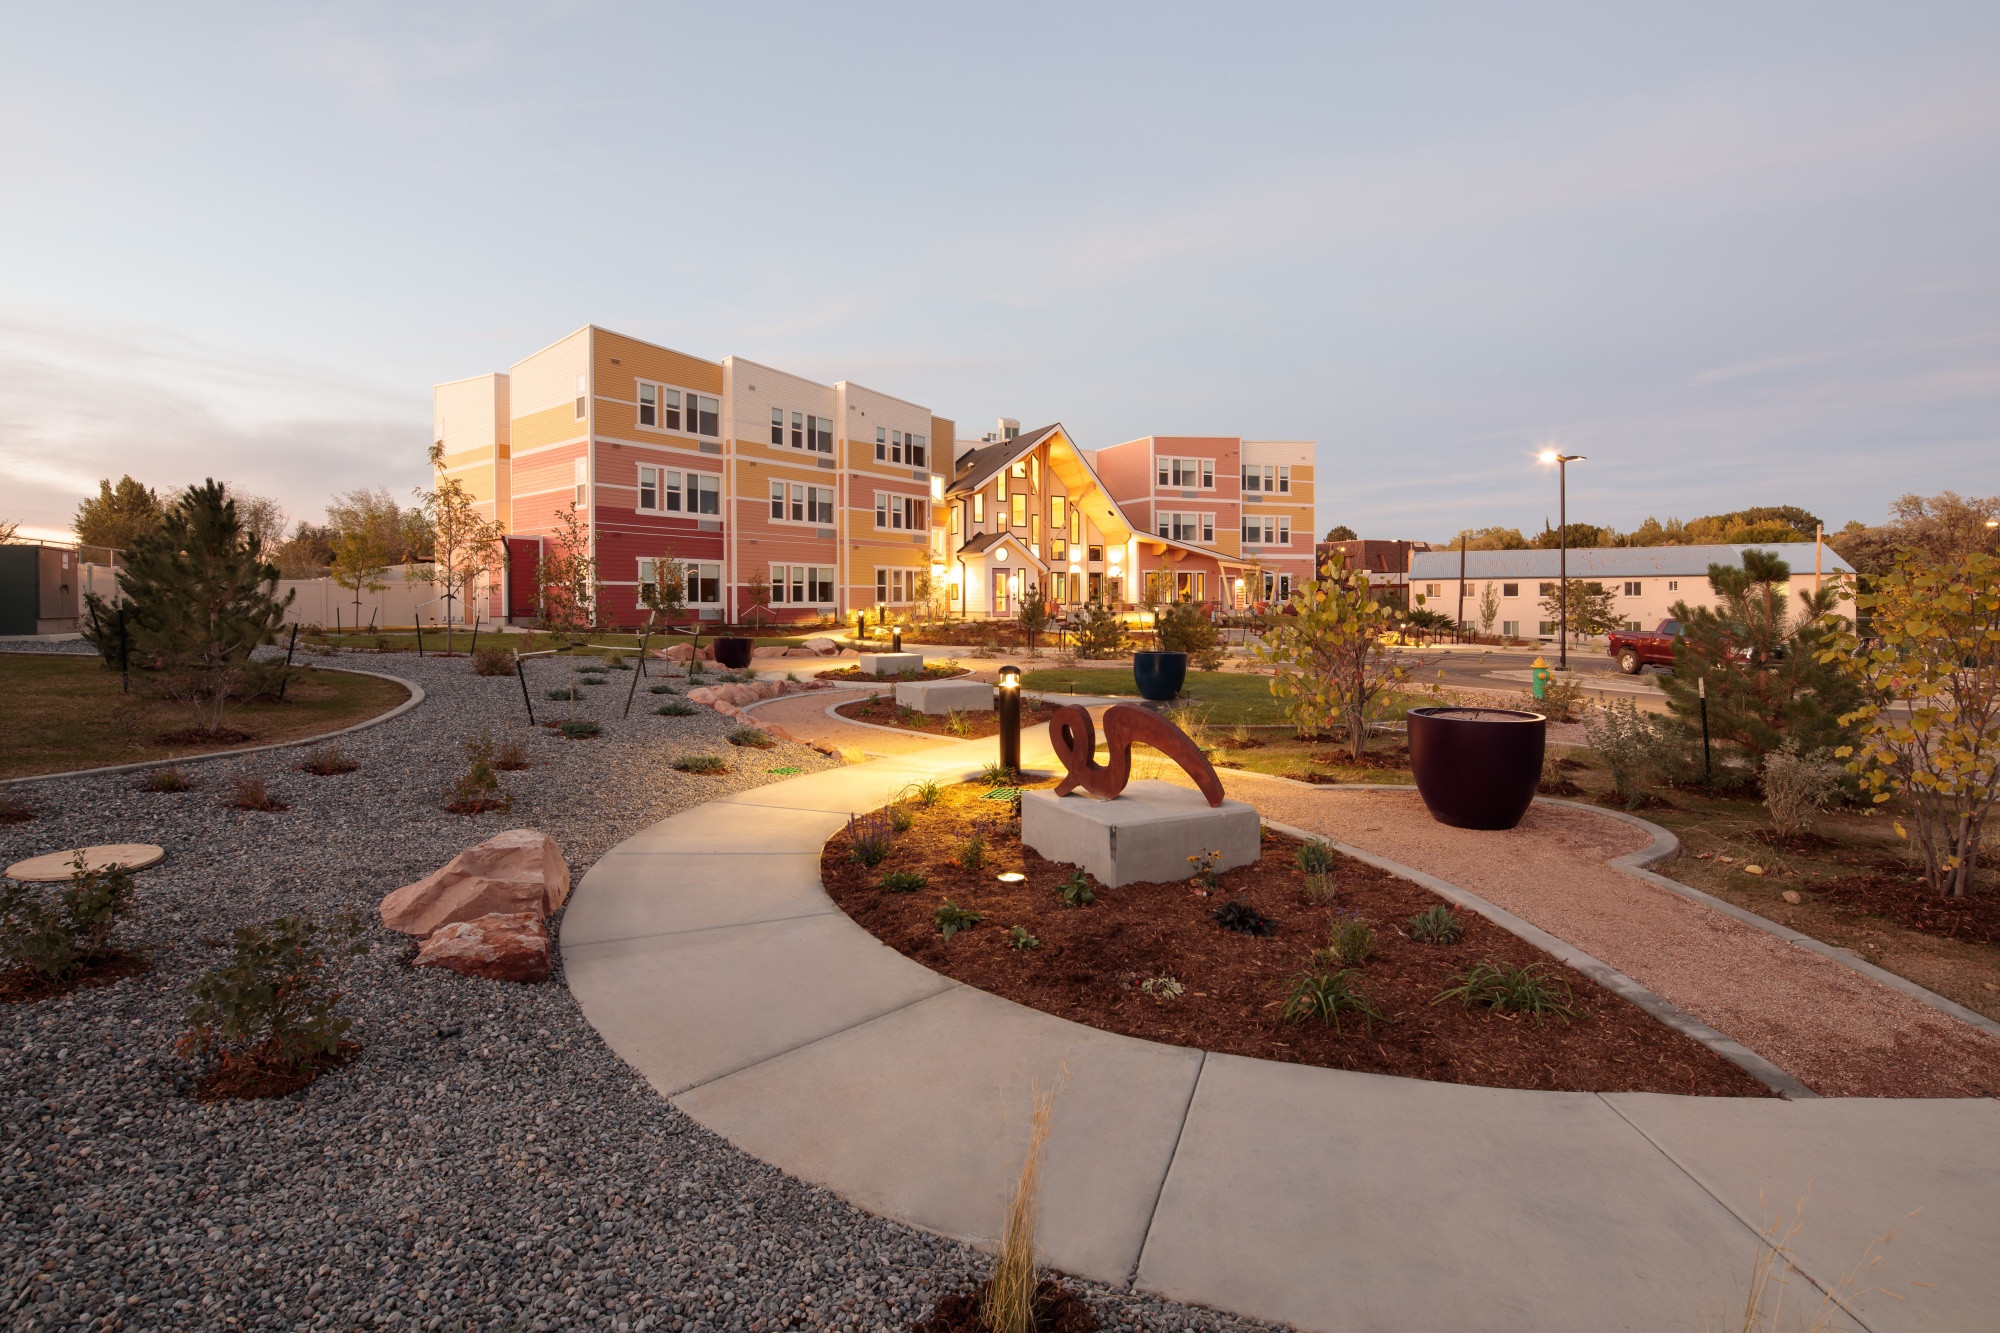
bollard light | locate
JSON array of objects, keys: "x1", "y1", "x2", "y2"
[
  {"x1": 996, "y1": 663, "x2": 1022, "y2": 777},
  {"x1": 892, "y1": 624, "x2": 903, "y2": 653}
]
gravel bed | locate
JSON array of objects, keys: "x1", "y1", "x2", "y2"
[
  {"x1": 0, "y1": 638, "x2": 99, "y2": 656},
  {"x1": 0, "y1": 648, "x2": 1277, "y2": 1332}
]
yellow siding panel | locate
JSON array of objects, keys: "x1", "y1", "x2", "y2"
[{"x1": 513, "y1": 404, "x2": 587, "y2": 452}]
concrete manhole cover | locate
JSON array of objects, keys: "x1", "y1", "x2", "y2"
[{"x1": 4, "y1": 843, "x2": 166, "y2": 882}]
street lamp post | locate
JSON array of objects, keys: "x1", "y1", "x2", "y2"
[{"x1": 1539, "y1": 450, "x2": 1587, "y2": 671}]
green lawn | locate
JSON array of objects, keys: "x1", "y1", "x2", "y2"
[
  {"x1": 301, "y1": 630, "x2": 813, "y2": 656},
  {"x1": 1020, "y1": 668, "x2": 1290, "y2": 724},
  {"x1": 0, "y1": 654, "x2": 412, "y2": 779}
]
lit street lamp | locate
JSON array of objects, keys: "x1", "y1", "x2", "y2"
[{"x1": 1538, "y1": 449, "x2": 1587, "y2": 671}]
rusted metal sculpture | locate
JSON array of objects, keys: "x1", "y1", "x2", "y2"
[{"x1": 1047, "y1": 703, "x2": 1226, "y2": 807}]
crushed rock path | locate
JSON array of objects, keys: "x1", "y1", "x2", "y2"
[
  {"x1": 745, "y1": 688, "x2": 954, "y2": 760},
  {"x1": 1218, "y1": 779, "x2": 2000, "y2": 1098}
]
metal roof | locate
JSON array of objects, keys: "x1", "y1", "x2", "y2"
[{"x1": 1407, "y1": 543, "x2": 1854, "y2": 580}]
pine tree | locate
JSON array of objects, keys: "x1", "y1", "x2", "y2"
[
  {"x1": 87, "y1": 480, "x2": 294, "y2": 735},
  {"x1": 73, "y1": 475, "x2": 162, "y2": 556}
]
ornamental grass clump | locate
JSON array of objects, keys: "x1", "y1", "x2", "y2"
[
  {"x1": 1761, "y1": 740, "x2": 1845, "y2": 837},
  {"x1": 1323, "y1": 914, "x2": 1375, "y2": 966},
  {"x1": 1281, "y1": 969, "x2": 1384, "y2": 1034},
  {"x1": 1295, "y1": 839, "x2": 1336, "y2": 875},
  {"x1": 1435, "y1": 959, "x2": 1584, "y2": 1024},
  {"x1": 0, "y1": 790, "x2": 37, "y2": 824},
  {"x1": 1407, "y1": 903, "x2": 1464, "y2": 944},
  {"x1": 954, "y1": 830, "x2": 988, "y2": 871},
  {"x1": 672, "y1": 754, "x2": 728, "y2": 774},
  {"x1": 558, "y1": 719, "x2": 601, "y2": 740},
  {"x1": 492, "y1": 738, "x2": 529, "y2": 771},
  {"x1": 299, "y1": 743, "x2": 358, "y2": 776},
  {"x1": 728, "y1": 726, "x2": 776, "y2": 749},
  {"x1": 141, "y1": 765, "x2": 194, "y2": 793},
  {"x1": 225, "y1": 772, "x2": 288, "y2": 812},
  {"x1": 472, "y1": 647, "x2": 515, "y2": 677},
  {"x1": 846, "y1": 811, "x2": 895, "y2": 866},
  {"x1": 0, "y1": 854, "x2": 137, "y2": 982},
  {"x1": 879, "y1": 869, "x2": 928, "y2": 894},
  {"x1": 655, "y1": 699, "x2": 696, "y2": 716},
  {"x1": 177, "y1": 913, "x2": 369, "y2": 1093}
]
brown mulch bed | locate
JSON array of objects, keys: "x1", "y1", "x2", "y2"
[
  {"x1": 1538, "y1": 778, "x2": 1585, "y2": 797},
  {"x1": 187, "y1": 1039, "x2": 361, "y2": 1102},
  {"x1": 157, "y1": 726, "x2": 256, "y2": 746},
  {"x1": 824, "y1": 783, "x2": 1769, "y2": 1096},
  {"x1": 1811, "y1": 873, "x2": 2000, "y2": 947},
  {"x1": 821, "y1": 664, "x2": 971, "y2": 683},
  {"x1": 1745, "y1": 827, "x2": 1838, "y2": 853},
  {"x1": 0, "y1": 951, "x2": 151, "y2": 1004},
  {"x1": 912, "y1": 1280, "x2": 1098, "y2": 1333},
  {"x1": 835, "y1": 695, "x2": 1061, "y2": 740},
  {"x1": 1310, "y1": 744, "x2": 1411, "y2": 771},
  {"x1": 1593, "y1": 790, "x2": 1675, "y2": 813}
]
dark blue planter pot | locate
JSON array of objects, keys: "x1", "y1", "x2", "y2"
[
  {"x1": 713, "y1": 637, "x2": 753, "y2": 670},
  {"x1": 1407, "y1": 706, "x2": 1546, "y2": 830},
  {"x1": 1132, "y1": 650, "x2": 1188, "y2": 702}
]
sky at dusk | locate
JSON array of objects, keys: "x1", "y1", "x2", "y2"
[{"x1": 3, "y1": 2, "x2": 1997, "y2": 544}]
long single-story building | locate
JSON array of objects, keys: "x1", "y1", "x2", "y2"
[{"x1": 1407, "y1": 543, "x2": 1857, "y2": 641}]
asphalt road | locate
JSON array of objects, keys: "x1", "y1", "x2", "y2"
[{"x1": 1389, "y1": 643, "x2": 1676, "y2": 707}]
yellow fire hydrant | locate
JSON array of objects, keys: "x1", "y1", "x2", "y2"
[{"x1": 1530, "y1": 656, "x2": 1551, "y2": 700}]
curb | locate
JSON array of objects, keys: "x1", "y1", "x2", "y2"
[
  {"x1": 1258, "y1": 815, "x2": 1816, "y2": 1099},
  {"x1": 0, "y1": 665, "x2": 425, "y2": 787}
]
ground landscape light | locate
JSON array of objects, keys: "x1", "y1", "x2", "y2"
[{"x1": 997, "y1": 872, "x2": 1026, "y2": 884}]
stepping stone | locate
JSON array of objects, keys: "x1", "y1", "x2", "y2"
[{"x1": 5, "y1": 843, "x2": 166, "y2": 882}]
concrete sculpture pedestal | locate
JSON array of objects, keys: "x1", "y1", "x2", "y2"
[
  {"x1": 1021, "y1": 780, "x2": 1260, "y2": 888},
  {"x1": 893, "y1": 679, "x2": 992, "y2": 715},
  {"x1": 857, "y1": 652, "x2": 925, "y2": 677}
]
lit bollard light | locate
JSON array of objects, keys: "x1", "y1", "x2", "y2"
[{"x1": 996, "y1": 663, "x2": 1022, "y2": 777}]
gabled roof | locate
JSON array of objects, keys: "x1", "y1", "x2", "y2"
[
  {"x1": 1407, "y1": 543, "x2": 1855, "y2": 580},
  {"x1": 954, "y1": 531, "x2": 1048, "y2": 570},
  {"x1": 948, "y1": 424, "x2": 1063, "y2": 496}
]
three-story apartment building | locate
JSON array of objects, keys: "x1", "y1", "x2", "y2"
[{"x1": 434, "y1": 326, "x2": 1318, "y2": 626}]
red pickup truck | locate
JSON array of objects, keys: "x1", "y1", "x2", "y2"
[{"x1": 1606, "y1": 619, "x2": 1681, "y2": 674}]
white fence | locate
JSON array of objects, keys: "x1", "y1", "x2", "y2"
[{"x1": 80, "y1": 564, "x2": 491, "y2": 631}]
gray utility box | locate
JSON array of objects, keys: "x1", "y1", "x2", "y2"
[{"x1": 0, "y1": 544, "x2": 81, "y2": 636}]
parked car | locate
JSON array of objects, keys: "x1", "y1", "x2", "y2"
[{"x1": 1606, "y1": 619, "x2": 1682, "y2": 674}]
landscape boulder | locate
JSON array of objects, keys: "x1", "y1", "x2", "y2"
[
  {"x1": 660, "y1": 643, "x2": 716, "y2": 663},
  {"x1": 380, "y1": 829, "x2": 570, "y2": 938},
  {"x1": 684, "y1": 677, "x2": 835, "y2": 718},
  {"x1": 413, "y1": 912, "x2": 550, "y2": 983},
  {"x1": 802, "y1": 637, "x2": 841, "y2": 656}
]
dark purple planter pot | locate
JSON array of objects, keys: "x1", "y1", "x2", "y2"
[
  {"x1": 712, "y1": 637, "x2": 754, "y2": 670},
  {"x1": 1132, "y1": 651, "x2": 1187, "y2": 702},
  {"x1": 1406, "y1": 706, "x2": 1546, "y2": 831}
]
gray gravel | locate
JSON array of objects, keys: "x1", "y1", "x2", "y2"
[{"x1": 0, "y1": 646, "x2": 1278, "y2": 1332}]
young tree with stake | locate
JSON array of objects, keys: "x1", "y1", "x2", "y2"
[
  {"x1": 1256, "y1": 553, "x2": 1428, "y2": 763},
  {"x1": 417, "y1": 443, "x2": 505, "y2": 652}
]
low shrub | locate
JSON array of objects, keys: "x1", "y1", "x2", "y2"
[
  {"x1": 605, "y1": 656, "x2": 633, "y2": 671},
  {"x1": 728, "y1": 727, "x2": 776, "y2": 749},
  {"x1": 648, "y1": 684, "x2": 678, "y2": 695},
  {"x1": 888, "y1": 804, "x2": 915, "y2": 832},
  {"x1": 880, "y1": 869, "x2": 928, "y2": 894},
  {"x1": 492, "y1": 738, "x2": 529, "y2": 771},
  {"x1": 1584, "y1": 699, "x2": 1675, "y2": 807},
  {"x1": 1301, "y1": 872, "x2": 1336, "y2": 906},
  {"x1": 1530, "y1": 675, "x2": 1588, "y2": 723},
  {"x1": 558, "y1": 720, "x2": 601, "y2": 740},
  {"x1": 1140, "y1": 975, "x2": 1185, "y2": 1001},
  {"x1": 177, "y1": 913, "x2": 369, "y2": 1079},
  {"x1": 935, "y1": 899, "x2": 984, "y2": 938},
  {"x1": 1295, "y1": 839, "x2": 1337, "y2": 875},
  {"x1": 0, "y1": 854, "x2": 137, "y2": 980},
  {"x1": 1763, "y1": 741, "x2": 1845, "y2": 836},
  {"x1": 1007, "y1": 925, "x2": 1040, "y2": 951},
  {"x1": 299, "y1": 744, "x2": 358, "y2": 776},
  {"x1": 1186, "y1": 848, "x2": 1223, "y2": 893},
  {"x1": 655, "y1": 699, "x2": 697, "y2": 716},
  {"x1": 225, "y1": 773, "x2": 288, "y2": 812},
  {"x1": 1054, "y1": 870, "x2": 1096, "y2": 908},
  {"x1": 846, "y1": 811, "x2": 895, "y2": 866},
  {"x1": 472, "y1": 647, "x2": 515, "y2": 677},
  {"x1": 1324, "y1": 915, "x2": 1375, "y2": 966},
  {"x1": 1281, "y1": 969, "x2": 1384, "y2": 1033},
  {"x1": 672, "y1": 755, "x2": 728, "y2": 774},
  {"x1": 1406, "y1": 903, "x2": 1464, "y2": 944},
  {"x1": 0, "y1": 790, "x2": 37, "y2": 824},
  {"x1": 946, "y1": 710, "x2": 973, "y2": 737},
  {"x1": 979, "y1": 760, "x2": 1017, "y2": 787},
  {"x1": 141, "y1": 766, "x2": 194, "y2": 793},
  {"x1": 1435, "y1": 959, "x2": 1584, "y2": 1024},
  {"x1": 446, "y1": 733, "x2": 511, "y2": 814},
  {"x1": 1210, "y1": 899, "x2": 1274, "y2": 936},
  {"x1": 545, "y1": 687, "x2": 579, "y2": 702}
]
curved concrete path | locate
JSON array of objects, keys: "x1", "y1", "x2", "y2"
[{"x1": 562, "y1": 731, "x2": 2000, "y2": 1332}]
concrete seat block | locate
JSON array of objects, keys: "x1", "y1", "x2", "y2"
[
  {"x1": 856, "y1": 652, "x2": 926, "y2": 676},
  {"x1": 1020, "y1": 780, "x2": 1260, "y2": 888},
  {"x1": 892, "y1": 679, "x2": 994, "y2": 715}
]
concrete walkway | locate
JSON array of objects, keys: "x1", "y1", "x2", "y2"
[{"x1": 561, "y1": 731, "x2": 2000, "y2": 1332}]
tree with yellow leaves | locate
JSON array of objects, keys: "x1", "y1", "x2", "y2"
[
  {"x1": 417, "y1": 443, "x2": 504, "y2": 652},
  {"x1": 1255, "y1": 553, "x2": 1422, "y2": 763},
  {"x1": 1820, "y1": 550, "x2": 2000, "y2": 898}
]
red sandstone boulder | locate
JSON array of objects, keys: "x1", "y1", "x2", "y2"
[
  {"x1": 380, "y1": 829, "x2": 570, "y2": 937},
  {"x1": 413, "y1": 911, "x2": 550, "y2": 983}
]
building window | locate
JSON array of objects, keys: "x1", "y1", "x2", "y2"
[
  {"x1": 772, "y1": 408, "x2": 785, "y2": 446},
  {"x1": 1624, "y1": 581, "x2": 1642, "y2": 596},
  {"x1": 949, "y1": 506, "x2": 960, "y2": 534},
  {"x1": 1241, "y1": 464, "x2": 1259, "y2": 492},
  {"x1": 1070, "y1": 509, "x2": 1081, "y2": 543},
  {"x1": 575, "y1": 396, "x2": 586, "y2": 420},
  {"x1": 691, "y1": 563, "x2": 722, "y2": 604},
  {"x1": 1050, "y1": 495, "x2": 1066, "y2": 530},
  {"x1": 1539, "y1": 620, "x2": 1558, "y2": 636},
  {"x1": 1539, "y1": 582, "x2": 1557, "y2": 597},
  {"x1": 690, "y1": 473, "x2": 720, "y2": 516},
  {"x1": 1156, "y1": 457, "x2": 1211, "y2": 488},
  {"x1": 908, "y1": 434, "x2": 926, "y2": 468},
  {"x1": 1156, "y1": 512, "x2": 1209, "y2": 543},
  {"x1": 574, "y1": 459, "x2": 587, "y2": 506},
  {"x1": 1668, "y1": 580, "x2": 1679, "y2": 591},
  {"x1": 875, "y1": 493, "x2": 926, "y2": 531},
  {"x1": 691, "y1": 396, "x2": 718, "y2": 437},
  {"x1": 780, "y1": 484, "x2": 833, "y2": 524},
  {"x1": 1277, "y1": 465, "x2": 1291, "y2": 494},
  {"x1": 1502, "y1": 583, "x2": 1519, "y2": 597},
  {"x1": 996, "y1": 470, "x2": 1007, "y2": 501},
  {"x1": 1012, "y1": 493, "x2": 1027, "y2": 528},
  {"x1": 638, "y1": 466, "x2": 660, "y2": 511},
  {"x1": 1627, "y1": 620, "x2": 1643, "y2": 632},
  {"x1": 1503, "y1": 620, "x2": 1519, "y2": 638},
  {"x1": 973, "y1": 494, "x2": 985, "y2": 524},
  {"x1": 876, "y1": 567, "x2": 919, "y2": 605},
  {"x1": 789, "y1": 412, "x2": 803, "y2": 449},
  {"x1": 639, "y1": 383, "x2": 658, "y2": 427},
  {"x1": 811, "y1": 416, "x2": 831, "y2": 452},
  {"x1": 769, "y1": 481, "x2": 785, "y2": 519},
  {"x1": 770, "y1": 564, "x2": 833, "y2": 605},
  {"x1": 1088, "y1": 544, "x2": 1104, "y2": 563},
  {"x1": 1277, "y1": 517, "x2": 1290, "y2": 544},
  {"x1": 875, "y1": 427, "x2": 888, "y2": 461},
  {"x1": 1425, "y1": 583, "x2": 1442, "y2": 598}
]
